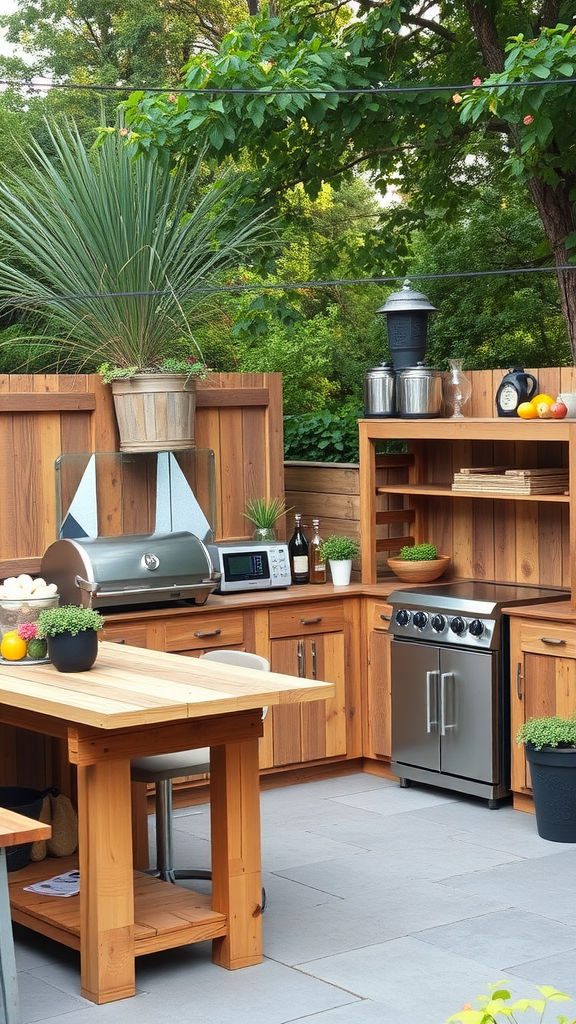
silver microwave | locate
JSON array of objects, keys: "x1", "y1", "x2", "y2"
[{"x1": 207, "y1": 541, "x2": 291, "y2": 592}]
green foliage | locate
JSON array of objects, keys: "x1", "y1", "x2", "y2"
[
  {"x1": 244, "y1": 497, "x2": 293, "y2": 529},
  {"x1": 447, "y1": 980, "x2": 575, "y2": 1023},
  {"x1": 0, "y1": 120, "x2": 271, "y2": 373},
  {"x1": 517, "y1": 715, "x2": 576, "y2": 750},
  {"x1": 284, "y1": 408, "x2": 362, "y2": 463},
  {"x1": 98, "y1": 357, "x2": 208, "y2": 383},
  {"x1": 399, "y1": 543, "x2": 438, "y2": 561},
  {"x1": 319, "y1": 535, "x2": 360, "y2": 562},
  {"x1": 37, "y1": 605, "x2": 105, "y2": 637}
]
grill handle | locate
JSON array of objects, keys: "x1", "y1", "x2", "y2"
[
  {"x1": 440, "y1": 672, "x2": 456, "y2": 736},
  {"x1": 426, "y1": 671, "x2": 439, "y2": 733},
  {"x1": 75, "y1": 575, "x2": 100, "y2": 594}
]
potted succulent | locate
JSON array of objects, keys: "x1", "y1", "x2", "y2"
[
  {"x1": 36, "y1": 605, "x2": 105, "y2": 673},
  {"x1": 319, "y1": 535, "x2": 360, "y2": 586},
  {"x1": 516, "y1": 715, "x2": 576, "y2": 842},
  {"x1": 387, "y1": 542, "x2": 450, "y2": 583},
  {"x1": 244, "y1": 497, "x2": 294, "y2": 541},
  {"x1": 0, "y1": 120, "x2": 270, "y2": 452}
]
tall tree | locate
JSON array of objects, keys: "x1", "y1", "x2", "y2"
[{"x1": 125, "y1": 1, "x2": 576, "y2": 356}]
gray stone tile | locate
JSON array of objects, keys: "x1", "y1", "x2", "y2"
[
  {"x1": 511, "y1": 947, "x2": 576, "y2": 997},
  {"x1": 331, "y1": 781, "x2": 458, "y2": 816},
  {"x1": 417, "y1": 909, "x2": 576, "y2": 971},
  {"x1": 20, "y1": 971, "x2": 89, "y2": 1023}
]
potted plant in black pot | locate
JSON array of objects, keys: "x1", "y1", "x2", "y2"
[
  {"x1": 37, "y1": 605, "x2": 105, "y2": 673},
  {"x1": 517, "y1": 715, "x2": 576, "y2": 842}
]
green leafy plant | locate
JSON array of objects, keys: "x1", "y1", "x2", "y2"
[
  {"x1": 99, "y1": 356, "x2": 208, "y2": 385},
  {"x1": 0, "y1": 120, "x2": 270, "y2": 376},
  {"x1": 398, "y1": 543, "x2": 438, "y2": 561},
  {"x1": 244, "y1": 497, "x2": 293, "y2": 529},
  {"x1": 319, "y1": 535, "x2": 360, "y2": 562},
  {"x1": 446, "y1": 980, "x2": 575, "y2": 1023},
  {"x1": 37, "y1": 605, "x2": 105, "y2": 638},
  {"x1": 517, "y1": 715, "x2": 576, "y2": 751}
]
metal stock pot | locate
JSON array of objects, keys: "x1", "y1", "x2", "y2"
[{"x1": 396, "y1": 364, "x2": 443, "y2": 418}]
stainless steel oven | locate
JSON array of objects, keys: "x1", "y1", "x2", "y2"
[{"x1": 389, "y1": 581, "x2": 569, "y2": 806}]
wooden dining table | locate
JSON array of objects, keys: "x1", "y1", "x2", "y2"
[{"x1": 0, "y1": 641, "x2": 334, "y2": 1004}]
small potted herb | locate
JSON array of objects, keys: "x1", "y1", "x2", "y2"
[
  {"x1": 244, "y1": 497, "x2": 294, "y2": 541},
  {"x1": 387, "y1": 543, "x2": 450, "y2": 583},
  {"x1": 37, "y1": 605, "x2": 105, "y2": 673},
  {"x1": 516, "y1": 715, "x2": 576, "y2": 842},
  {"x1": 319, "y1": 535, "x2": 360, "y2": 586}
]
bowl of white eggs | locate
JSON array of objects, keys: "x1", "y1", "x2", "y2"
[{"x1": 0, "y1": 574, "x2": 59, "y2": 651}]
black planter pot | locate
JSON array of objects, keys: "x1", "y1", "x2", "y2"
[
  {"x1": 526, "y1": 743, "x2": 576, "y2": 843},
  {"x1": 47, "y1": 629, "x2": 99, "y2": 673}
]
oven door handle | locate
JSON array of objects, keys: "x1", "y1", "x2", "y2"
[
  {"x1": 440, "y1": 672, "x2": 456, "y2": 736},
  {"x1": 426, "y1": 671, "x2": 439, "y2": 733}
]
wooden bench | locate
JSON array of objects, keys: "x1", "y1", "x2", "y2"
[{"x1": 0, "y1": 810, "x2": 51, "y2": 1024}]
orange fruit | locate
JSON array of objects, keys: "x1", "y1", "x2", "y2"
[
  {"x1": 517, "y1": 402, "x2": 538, "y2": 419},
  {"x1": 1, "y1": 632, "x2": 27, "y2": 660},
  {"x1": 530, "y1": 394, "x2": 554, "y2": 408}
]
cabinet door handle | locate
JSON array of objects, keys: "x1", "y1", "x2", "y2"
[
  {"x1": 440, "y1": 672, "x2": 455, "y2": 736},
  {"x1": 300, "y1": 617, "x2": 322, "y2": 625},
  {"x1": 194, "y1": 628, "x2": 222, "y2": 638},
  {"x1": 426, "y1": 671, "x2": 439, "y2": 733},
  {"x1": 379, "y1": 614, "x2": 391, "y2": 621},
  {"x1": 311, "y1": 639, "x2": 317, "y2": 679},
  {"x1": 540, "y1": 637, "x2": 566, "y2": 645},
  {"x1": 516, "y1": 661, "x2": 523, "y2": 700},
  {"x1": 297, "y1": 639, "x2": 305, "y2": 677}
]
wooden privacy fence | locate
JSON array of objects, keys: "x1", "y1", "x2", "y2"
[{"x1": 0, "y1": 372, "x2": 284, "y2": 580}]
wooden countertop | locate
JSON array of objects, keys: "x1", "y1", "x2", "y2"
[
  {"x1": 0, "y1": 641, "x2": 334, "y2": 730},
  {"x1": 504, "y1": 599, "x2": 576, "y2": 623}
]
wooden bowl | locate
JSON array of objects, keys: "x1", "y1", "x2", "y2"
[{"x1": 387, "y1": 555, "x2": 450, "y2": 584}]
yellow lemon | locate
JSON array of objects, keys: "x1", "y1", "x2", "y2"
[
  {"x1": 517, "y1": 402, "x2": 538, "y2": 419},
  {"x1": 530, "y1": 394, "x2": 554, "y2": 408},
  {"x1": 1, "y1": 633, "x2": 27, "y2": 660}
]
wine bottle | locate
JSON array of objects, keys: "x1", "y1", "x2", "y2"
[
  {"x1": 288, "y1": 513, "x2": 310, "y2": 584},
  {"x1": 309, "y1": 518, "x2": 326, "y2": 584}
]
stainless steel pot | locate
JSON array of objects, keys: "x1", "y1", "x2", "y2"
[
  {"x1": 396, "y1": 363, "x2": 443, "y2": 418},
  {"x1": 363, "y1": 361, "x2": 396, "y2": 417}
]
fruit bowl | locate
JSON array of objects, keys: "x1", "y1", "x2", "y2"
[{"x1": 387, "y1": 555, "x2": 450, "y2": 583}]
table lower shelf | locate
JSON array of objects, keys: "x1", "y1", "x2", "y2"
[{"x1": 8, "y1": 856, "x2": 227, "y2": 955}]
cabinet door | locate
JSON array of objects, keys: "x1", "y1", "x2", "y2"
[
  {"x1": 439, "y1": 646, "x2": 498, "y2": 783},
  {"x1": 391, "y1": 639, "x2": 440, "y2": 771},
  {"x1": 270, "y1": 632, "x2": 346, "y2": 766},
  {"x1": 365, "y1": 602, "x2": 392, "y2": 757}
]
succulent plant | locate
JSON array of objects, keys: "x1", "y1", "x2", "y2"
[{"x1": 398, "y1": 543, "x2": 438, "y2": 561}]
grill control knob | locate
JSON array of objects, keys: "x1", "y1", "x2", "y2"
[
  {"x1": 431, "y1": 613, "x2": 446, "y2": 632},
  {"x1": 413, "y1": 611, "x2": 428, "y2": 629},
  {"x1": 450, "y1": 616, "x2": 467, "y2": 636},
  {"x1": 395, "y1": 609, "x2": 410, "y2": 627},
  {"x1": 469, "y1": 618, "x2": 484, "y2": 637}
]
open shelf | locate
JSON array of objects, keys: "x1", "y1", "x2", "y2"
[{"x1": 376, "y1": 483, "x2": 570, "y2": 503}]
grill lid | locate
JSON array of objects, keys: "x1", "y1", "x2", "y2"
[{"x1": 41, "y1": 532, "x2": 220, "y2": 609}]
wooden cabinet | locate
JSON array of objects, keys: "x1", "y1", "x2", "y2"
[
  {"x1": 103, "y1": 609, "x2": 245, "y2": 656},
  {"x1": 363, "y1": 599, "x2": 393, "y2": 759},
  {"x1": 268, "y1": 598, "x2": 361, "y2": 768},
  {"x1": 509, "y1": 613, "x2": 576, "y2": 803}
]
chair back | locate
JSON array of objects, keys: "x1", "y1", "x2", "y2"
[{"x1": 199, "y1": 650, "x2": 270, "y2": 672}]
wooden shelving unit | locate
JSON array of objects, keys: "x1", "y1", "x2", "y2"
[{"x1": 359, "y1": 417, "x2": 576, "y2": 602}]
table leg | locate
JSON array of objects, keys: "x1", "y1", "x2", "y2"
[
  {"x1": 0, "y1": 848, "x2": 20, "y2": 1024},
  {"x1": 76, "y1": 759, "x2": 135, "y2": 1003},
  {"x1": 210, "y1": 737, "x2": 263, "y2": 969}
]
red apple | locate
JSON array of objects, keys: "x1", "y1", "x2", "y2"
[{"x1": 550, "y1": 402, "x2": 568, "y2": 419}]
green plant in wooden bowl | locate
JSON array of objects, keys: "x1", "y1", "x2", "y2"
[
  {"x1": 244, "y1": 497, "x2": 294, "y2": 540},
  {"x1": 37, "y1": 605, "x2": 105, "y2": 674},
  {"x1": 387, "y1": 543, "x2": 450, "y2": 583}
]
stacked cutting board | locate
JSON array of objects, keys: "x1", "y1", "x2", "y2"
[{"x1": 452, "y1": 466, "x2": 569, "y2": 494}]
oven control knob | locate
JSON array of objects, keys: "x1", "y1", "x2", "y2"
[
  {"x1": 469, "y1": 618, "x2": 484, "y2": 637},
  {"x1": 395, "y1": 609, "x2": 410, "y2": 627},
  {"x1": 413, "y1": 611, "x2": 428, "y2": 629},
  {"x1": 431, "y1": 613, "x2": 446, "y2": 632},
  {"x1": 450, "y1": 616, "x2": 467, "y2": 636}
]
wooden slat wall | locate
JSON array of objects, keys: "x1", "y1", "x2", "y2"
[{"x1": 0, "y1": 372, "x2": 284, "y2": 579}]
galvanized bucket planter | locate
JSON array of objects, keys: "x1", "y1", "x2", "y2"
[{"x1": 111, "y1": 374, "x2": 197, "y2": 453}]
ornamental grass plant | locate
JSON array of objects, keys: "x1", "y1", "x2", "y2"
[
  {"x1": 0, "y1": 120, "x2": 271, "y2": 376},
  {"x1": 244, "y1": 497, "x2": 293, "y2": 530}
]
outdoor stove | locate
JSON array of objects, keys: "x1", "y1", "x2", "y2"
[{"x1": 388, "y1": 580, "x2": 569, "y2": 806}]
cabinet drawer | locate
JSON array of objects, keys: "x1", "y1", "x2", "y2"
[
  {"x1": 102, "y1": 622, "x2": 149, "y2": 648},
  {"x1": 269, "y1": 601, "x2": 345, "y2": 639},
  {"x1": 520, "y1": 623, "x2": 576, "y2": 658},
  {"x1": 370, "y1": 602, "x2": 393, "y2": 632},
  {"x1": 165, "y1": 612, "x2": 244, "y2": 652}
]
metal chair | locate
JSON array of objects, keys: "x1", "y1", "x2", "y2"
[{"x1": 131, "y1": 650, "x2": 270, "y2": 884}]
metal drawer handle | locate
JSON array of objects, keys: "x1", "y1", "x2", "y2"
[
  {"x1": 194, "y1": 628, "x2": 222, "y2": 638},
  {"x1": 540, "y1": 637, "x2": 566, "y2": 645},
  {"x1": 379, "y1": 614, "x2": 391, "y2": 621},
  {"x1": 300, "y1": 617, "x2": 322, "y2": 625}
]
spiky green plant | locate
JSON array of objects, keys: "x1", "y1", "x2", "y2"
[
  {"x1": 0, "y1": 120, "x2": 271, "y2": 374},
  {"x1": 244, "y1": 497, "x2": 293, "y2": 529}
]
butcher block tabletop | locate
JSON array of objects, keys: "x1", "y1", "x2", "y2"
[{"x1": 0, "y1": 640, "x2": 335, "y2": 730}]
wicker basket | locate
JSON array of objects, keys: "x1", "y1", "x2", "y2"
[{"x1": 387, "y1": 555, "x2": 450, "y2": 583}]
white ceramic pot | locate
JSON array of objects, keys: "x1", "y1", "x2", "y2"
[{"x1": 329, "y1": 559, "x2": 352, "y2": 586}]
